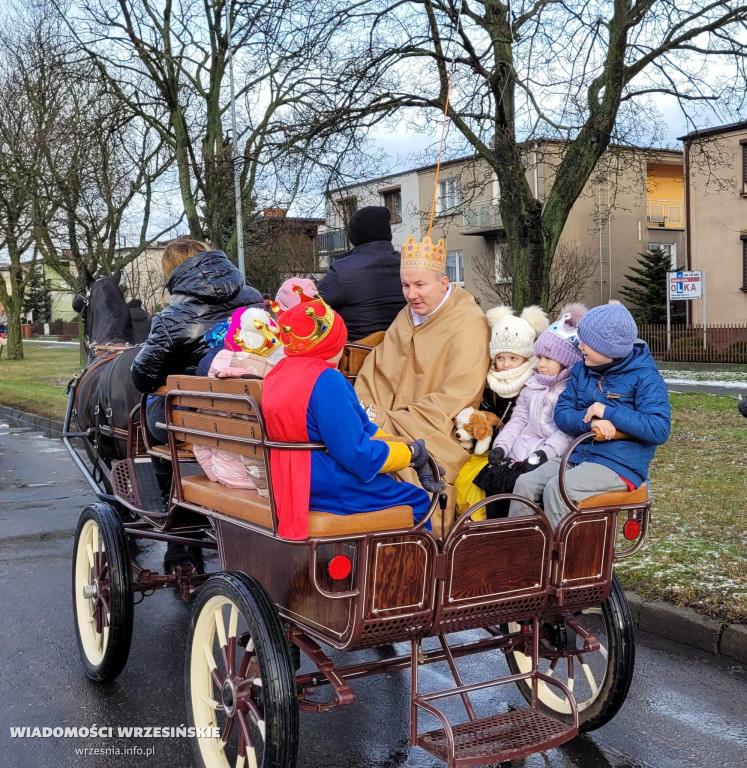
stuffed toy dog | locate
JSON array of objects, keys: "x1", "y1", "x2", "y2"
[{"x1": 454, "y1": 407, "x2": 502, "y2": 455}]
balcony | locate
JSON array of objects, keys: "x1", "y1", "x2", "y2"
[
  {"x1": 316, "y1": 227, "x2": 349, "y2": 258},
  {"x1": 647, "y1": 199, "x2": 684, "y2": 229},
  {"x1": 463, "y1": 201, "x2": 503, "y2": 235}
]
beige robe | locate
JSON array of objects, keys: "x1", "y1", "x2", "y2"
[{"x1": 355, "y1": 286, "x2": 490, "y2": 534}]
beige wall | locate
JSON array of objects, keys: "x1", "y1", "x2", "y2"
[{"x1": 687, "y1": 127, "x2": 747, "y2": 325}]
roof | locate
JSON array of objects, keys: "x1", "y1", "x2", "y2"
[{"x1": 678, "y1": 120, "x2": 747, "y2": 142}]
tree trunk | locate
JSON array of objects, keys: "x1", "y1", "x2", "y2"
[{"x1": 4, "y1": 307, "x2": 23, "y2": 360}]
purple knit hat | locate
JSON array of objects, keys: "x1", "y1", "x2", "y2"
[{"x1": 534, "y1": 303, "x2": 587, "y2": 368}]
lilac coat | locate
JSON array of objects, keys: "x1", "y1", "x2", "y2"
[{"x1": 492, "y1": 370, "x2": 573, "y2": 461}]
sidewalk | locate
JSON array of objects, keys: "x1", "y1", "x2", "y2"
[{"x1": 1, "y1": 402, "x2": 744, "y2": 667}]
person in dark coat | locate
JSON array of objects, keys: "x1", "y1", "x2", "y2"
[
  {"x1": 317, "y1": 206, "x2": 406, "y2": 341},
  {"x1": 131, "y1": 239, "x2": 263, "y2": 443},
  {"x1": 125, "y1": 298, "x2": 152, "y2": 341},
  {"x1": 130, "y1": 238, "x2": 263, "y2": 574}
]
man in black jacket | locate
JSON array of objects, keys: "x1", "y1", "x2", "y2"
[{"x1": 317, "y1": 206, "x2": 406, "y2": 341}]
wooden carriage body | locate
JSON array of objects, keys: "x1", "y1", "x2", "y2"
[{"x1": 67, "y1": 344, "x2": 651, "y2": 768}]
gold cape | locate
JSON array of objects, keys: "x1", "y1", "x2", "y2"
[{"x1": 355, "y1": 286, "x2": 490, "y2": 531}]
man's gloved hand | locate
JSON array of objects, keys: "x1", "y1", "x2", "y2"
[
  {"x1": 488, "y1": 446, "x2": 506, "y2": 465},
  {"x1": 517, "y1": 450, "x2": 548, "y2": 473},
  {"x1": 408, "y1": 439, "x2": 446, "y2": 493}
]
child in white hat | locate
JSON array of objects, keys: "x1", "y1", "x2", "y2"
[{"x1": 454, "y1": 304, "x2": 549, "y2": 513}]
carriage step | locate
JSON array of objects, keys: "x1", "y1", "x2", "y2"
[{"x1": 417, "y1": 707, "x2": 577, "y2": 767}]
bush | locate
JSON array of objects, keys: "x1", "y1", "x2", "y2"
[
  {"x1": 662, "y1": 334, "x2": 720, "y2": 363},
  {"x1": 720, "y1": 340, "x2": 747, "y2": 364}
]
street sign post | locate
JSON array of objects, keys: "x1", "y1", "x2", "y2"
[{"x1": 666, "y1": 270, "x2": 707, "y2": 350}]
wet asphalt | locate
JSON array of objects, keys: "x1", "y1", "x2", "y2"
[{"x1": 0, "y1": 419, "x2": 745, "y2": 768}]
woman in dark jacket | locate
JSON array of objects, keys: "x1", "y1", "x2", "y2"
[{"x1": 131, "y1": 238, "x2": 263, "y2": 442}]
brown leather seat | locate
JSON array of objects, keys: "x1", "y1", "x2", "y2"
[
  {"x1": 181, "y1": 475, "x2": 414, "y2": 535},
  {"x1": 577, "y1": 483, "x2": 649, "y2": 509},
  {"x1": 307, "y1": 507, "x2": 414, "y2": 536},
  {"x1": 181, "y1": 475, "x2": 273, "y2": 527}
]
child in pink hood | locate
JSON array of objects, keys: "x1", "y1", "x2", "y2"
[
  {"x1": 472, "y1": 304, "x2": 587, "y2": 518},
  {"x1": 193, "y1": 306, "x2": 283, "y2": 494}
]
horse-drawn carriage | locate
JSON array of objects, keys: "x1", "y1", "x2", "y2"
[{"x1": 64, "y1": 275, "x2": 650, "y2": 768}]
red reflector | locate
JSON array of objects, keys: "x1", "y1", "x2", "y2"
[
  {"x1": 328, "y1": 555, "x2": 352, "y2": 580},
  {"x1": 623, "y1": 519, "x2": 641, "y2": 541}
]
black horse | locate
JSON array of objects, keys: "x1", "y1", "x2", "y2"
[{"x1": 70, "y1": 268, "x2": 152, "y2": 484}]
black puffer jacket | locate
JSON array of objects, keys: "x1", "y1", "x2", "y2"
[
  {"x1": 317, "y1": 241, "x2": 406, "y2": 341},
  {"x1": 131, "y1": 250, "x2": 263, "y2": 393}
]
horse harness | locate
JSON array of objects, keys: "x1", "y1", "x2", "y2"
[{"x1": 68, "y1": 343, "x2": 139, "y2": 445}]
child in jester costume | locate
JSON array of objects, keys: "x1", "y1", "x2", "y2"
[{"x1": 262, "y1": 290, "x2": 440, "y2": 540}]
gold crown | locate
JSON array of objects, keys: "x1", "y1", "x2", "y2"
[
  {"x1": 233, "y1": 316, "x2": 281, "y2": 357},
  {"x1": 400, "y1": 235, "x2": 447, "y2": 272},
  {"x1": 278, "y1": 292, "x2": 335, "y2": 354}
]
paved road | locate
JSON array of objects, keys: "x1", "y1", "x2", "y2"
[{"x1": 1, "y1": 419, "x2": 745, "y2": 768}]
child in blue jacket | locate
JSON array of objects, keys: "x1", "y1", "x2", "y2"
[{"x1": 509, "y1": 301, "x2": 670, "y2": 529}]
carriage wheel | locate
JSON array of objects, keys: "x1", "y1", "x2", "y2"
[
  {"x1": 72, "y1": 503, "x2": 134, "y2": 682},
  {"x1": 504, "y1": 574, "x2": 635, "y2": 731},
  {"x1": 185, "y1": 572, "x2": 299, "y2": 768}
]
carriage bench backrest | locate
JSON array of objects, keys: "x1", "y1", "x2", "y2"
[{"x1": 163, "y1": 375, "x2": 417, "y2": 538}]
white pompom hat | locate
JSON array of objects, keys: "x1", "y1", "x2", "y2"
[{"x1": 485, "y1": 305, "x2": 549, "y2": 359}]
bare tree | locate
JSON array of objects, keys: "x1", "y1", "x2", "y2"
[
  {"x1": 327, "y1": 0, "x2": 747, "y2": 309},
  {"x1": 55, "y1": 0, "x2": 359, "y2": 257},
  {"x1": 472, "y1": 241, "x2": 598, "y2": 316}
]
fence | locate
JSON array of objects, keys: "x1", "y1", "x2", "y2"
[
  {"x1": 639, "y1": 323, "x2": 747, "y2": 364},
  {"x1": 30, "y1": 320, "x2": 79, "y2": 338}
]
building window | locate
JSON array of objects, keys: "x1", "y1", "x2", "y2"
[
  {"x1": 742, "y1": 235, "x2": 747, "y2": 290},
  {"x1": 446, "y1": 250, "x2": 464, "y2": 285},
  {"x1": 649, "y1": 242, "x2": 677, "y2": 270},
  {"x1": 438, "y1": 177, "x2": 461, "y2": 213},
  {"x1": 381, "y1": 189, "x2": 402, "y2": 223},
  {"x1": 742, "y1": 141, "x2": 747, "y2": 195},
  {"x1": 335, "y1": 196, "x2": 357, "y2": 226}
]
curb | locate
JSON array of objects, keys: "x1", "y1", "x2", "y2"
[
  {"x1": 1, "y1": 403, "x2": 744, "y2": 667},
  {"x1": 625, "y1": 592, "x2": 746, "y2": 666},
  {"x1": 0, "y1": 403, "x2": 64, "y2": 437}
]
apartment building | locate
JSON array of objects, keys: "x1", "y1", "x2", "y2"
[
  {"x1": 681, "y1": 120, "x2": 747, "y2": 324},
  {"x1": 320, "y1": 141, "x2": 686, "y2": 309}
]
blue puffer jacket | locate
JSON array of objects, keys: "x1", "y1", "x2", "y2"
[{"x1": 553, "y1": 344, "x2": 671, "y2": 487}]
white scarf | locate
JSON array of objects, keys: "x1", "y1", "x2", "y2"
[{"x1": 485, "y1": 357, "x2": 536, "y2": 398}]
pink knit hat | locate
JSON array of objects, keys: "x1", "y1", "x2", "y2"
[
  {"x1": 534, "y1": 303, "x2": 587, "y2": 368},
  {"x1": 274, "y1": 278, "x2": 318, "y2": 311}
]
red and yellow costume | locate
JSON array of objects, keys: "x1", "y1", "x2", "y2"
[{"x1": 262, "y1": 290, "x2": 430, "y2": 540}]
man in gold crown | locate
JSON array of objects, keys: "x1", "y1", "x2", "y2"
[{"x1": 355, "y1": 234, "x2": 490, "y2": 536}]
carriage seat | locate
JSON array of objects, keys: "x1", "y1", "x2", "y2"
[
  {"x1": 577, "y1": 483, "x2": 648, "y2": 509},
  {"x1": 181, "y1": 474, "x2": 414, "y2": 536}
]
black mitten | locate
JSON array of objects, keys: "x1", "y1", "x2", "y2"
[
  {"x1": 518, "y1": 450, "x2": 548, "y2": 473},
  {"x1": 488, "y1": 446, "x2": 506, "y2": 465}
]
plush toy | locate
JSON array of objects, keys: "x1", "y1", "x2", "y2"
[{"x1": 454, "y1": 407, "x2": 502, "y2": 455}]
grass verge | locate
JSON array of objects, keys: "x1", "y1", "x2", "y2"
[
  {"x1": 0, "y1": 343, "x2": 81, "y2": 420},
  {"x1": 1, "y1": 347, "x2": 745, "y2": 622},
  {"x1": 616, "y1": 391, "x2": 747, "y2": 624}
]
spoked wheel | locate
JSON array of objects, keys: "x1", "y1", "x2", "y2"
[
  {"x1": 505, "y1": 575, "x2": 635, "y2": 731},
  {"x1": 72, "y1": 503, "x2": 134, "y2": 682},
  {"x1": 185, "y1": 572, "x2": 299, "y2": 768}
]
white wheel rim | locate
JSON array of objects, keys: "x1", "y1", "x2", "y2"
[
  {"x1": 74, "y1": 519, "x2": 110, "y2": 665},
  {"x1": 509, "y1": 607, "x2": 608, "y2": 714},
  {"x1": 190, "y1": 594, "x2": 265, "y2": 768}
]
